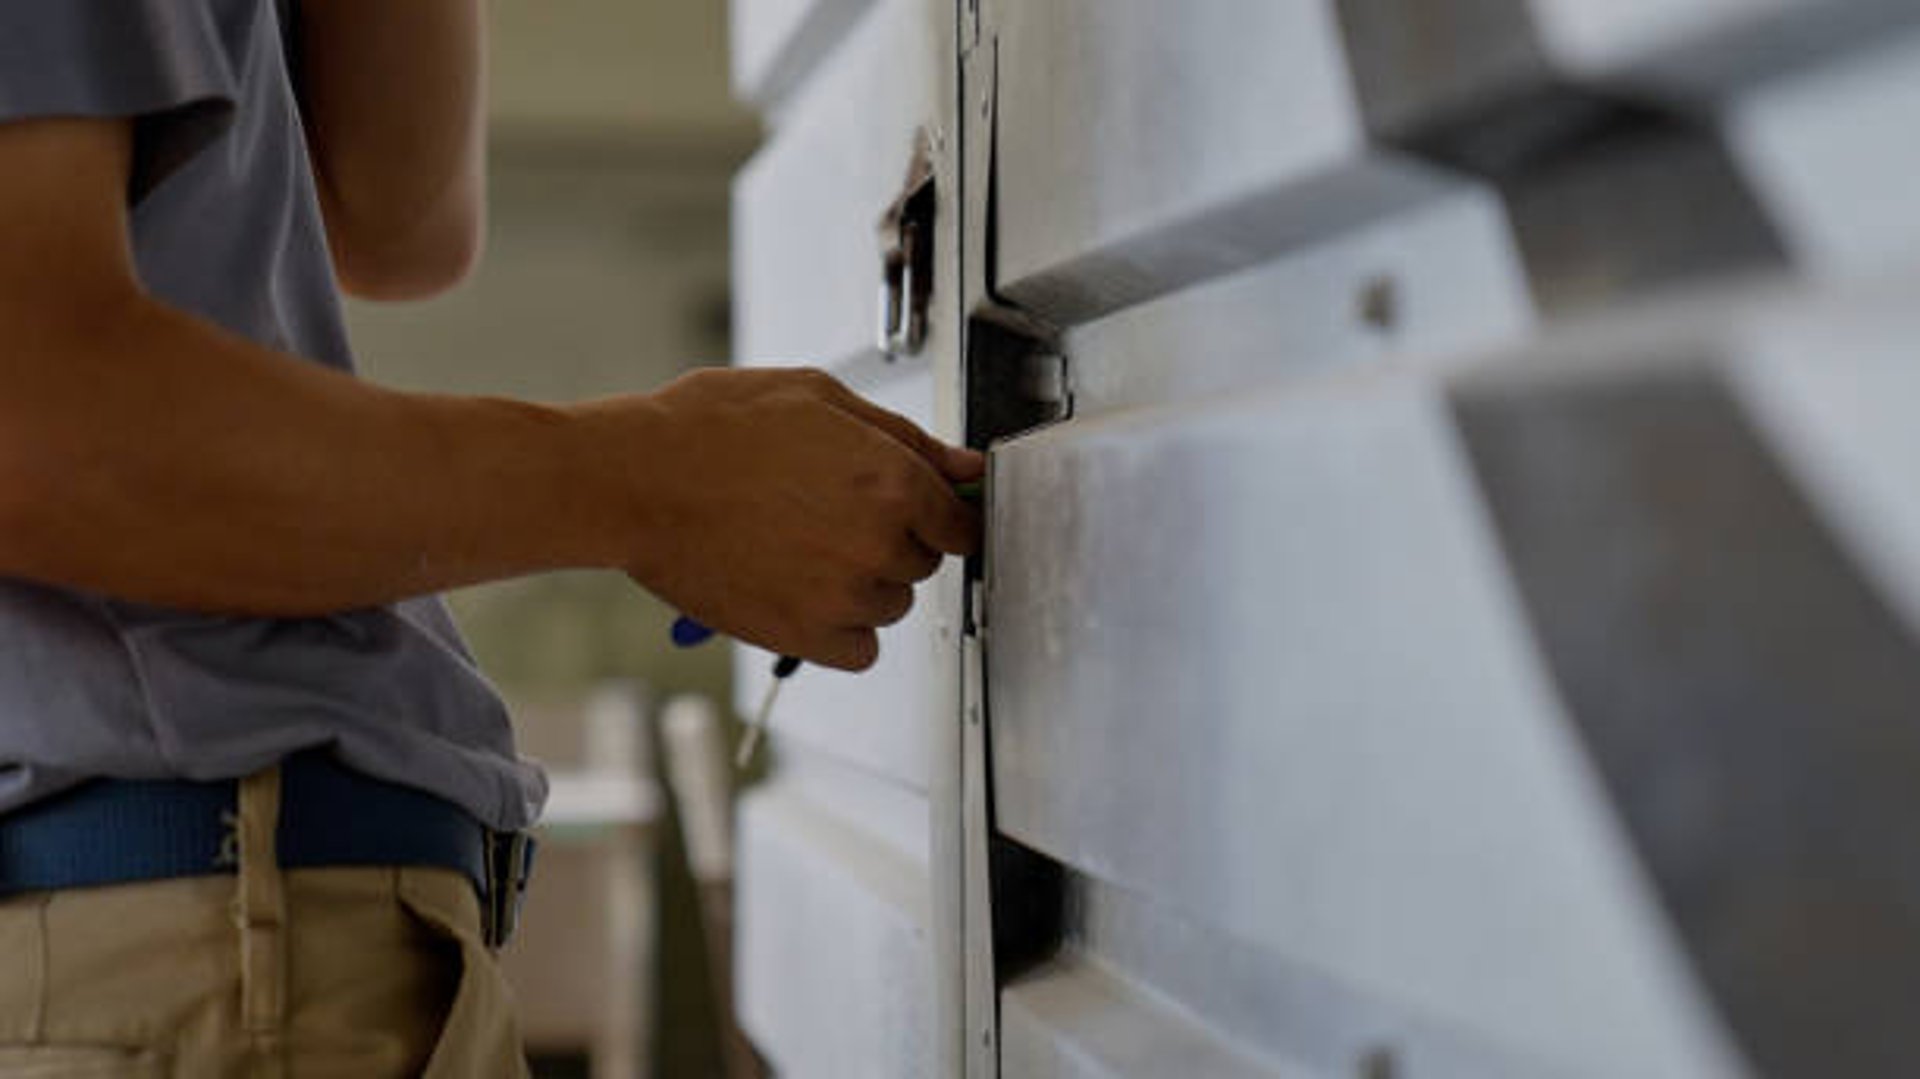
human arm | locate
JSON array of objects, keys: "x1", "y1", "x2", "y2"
[
  {"x1": 0, "y1": 116, "x2": 979, "y2": 669},
  {"x1": 291, "y1": 0, "x2": 488, "y2": 300}
]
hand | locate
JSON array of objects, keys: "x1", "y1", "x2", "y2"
[{"x1": 600, "y1": 367, "x2": 983, "y2": 671}]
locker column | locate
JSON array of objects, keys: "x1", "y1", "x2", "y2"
[
  {"x1": 961, "y1": 2, "x2": 1920, "y2": 1077},
  {"x1": 727, "y1": 0, "x2": 967, "y2": 1075}
]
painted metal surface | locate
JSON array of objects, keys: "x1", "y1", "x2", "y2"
[
  {"x1": 727, "y1": 0, "x2": 966, "y2": 1074},
  {"x1": 1449, "y1": 282, "x2": 1920, "y2": 1078},
  {"x1": 735, "y1": 778, "x2": 934, "y2": 1075},
  {"x1": 730, "y1": 0, "x2": 876, "y2": 108},
  {"x1": 983, "y1": 273, "x2": 1920, "y2": 1077},
  {"x1": 990, "y1": 0, "x2": 1454, "y2": 326},
  {"x1": 1536, "y1": 0, "x2": 1919, "y2": 98},
  {"x1": 734, "y1": 0, "x2": 943, "y2": 368},
  {"x1": 1000, "y1": 954, "x2": 1295, "y2": 1079},
  {"x1": 1337, "y1": 0, "x2": 1920, "y2": 136},
  {"x1": 1001, "y1": 875, "x2": 1563, "y2": 1079},
  {"x1": 984, "y1": 370, "x2": 1741, "y2": 1078},
  {"x1": 1726, "y1": 287, "x2": 1920, "y2": 642},
  {"x1": 1494, "y1": 119, "x2": 1788, "y2": 316},
  {"x1": 728, "y1": 0, "x2": 1920, "y2": 1074},
  {"x1": 1725, "y1": 27, "x2": 1920, "y2": 275},
  {"x1": 1062, "y1": 187, "x2": 1531, "y2": 420},
  {"x1": 1457, "y1": 376, "x2": 1920, "y2": 1079}
]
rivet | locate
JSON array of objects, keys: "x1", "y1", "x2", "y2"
[
  {"x1": 1359, "y1": 1046, "x2": 1398, "y2": 1079},
  {"x1": 1358, "y1": 275, "x2": 1400, "y2": 333}
]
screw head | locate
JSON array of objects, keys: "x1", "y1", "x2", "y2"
[
  {"x1": 1358, "y1": 275, "x2": 1400, "y2": 333},
  {"x1": 1359, "y1": 1046, "x2": 1397, "y2": 1079}
]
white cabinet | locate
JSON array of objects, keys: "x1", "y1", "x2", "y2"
[
  {"x1": 734, "y1": 0, "x2": 944, "y2": 368},
  {"x1": 728, "y1": 0, "x2": 963, "y2": 1075},
  {"x1": 993, "y1": 0, "x2": 1453, "y2": 324},
  {"x1": 728, "y1": 2, "x2": 1920, "y2": 1076}
]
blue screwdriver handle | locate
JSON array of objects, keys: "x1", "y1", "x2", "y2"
[
  {"x1": 672, "y1": 616, "x2": 800, "y2": 677},
  {"x1": 671, "y1": 615, "x2": 718, "y2": 648}
]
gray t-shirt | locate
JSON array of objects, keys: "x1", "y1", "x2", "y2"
[{"x1": 0, "y1": 0, "x2": 546, "y2": 829}]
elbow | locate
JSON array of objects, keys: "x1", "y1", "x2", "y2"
[
  {"x1": 317, "y1": 173, "x2": 485, "y2": 301},
  {"x1": 329, "y1": 213, "x2": 484, "y2": 302}
]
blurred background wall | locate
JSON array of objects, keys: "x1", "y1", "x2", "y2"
[
  {"x1": 351, "y1": 0, "x2": 754, "y2": 713},
  {"x1": 343, "y1": 3, "x2": 759, "y2": 1075}
]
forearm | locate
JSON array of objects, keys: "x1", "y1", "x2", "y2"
[
  {"x1": 0, "y1": 294, "x2": 624, "y2": 615},
  {"x1": 295, "y1": 0, "x2": 487, "y2": 298},
  {"x1": 0, "y1": 110, "x2": 982, "y2": 668}
]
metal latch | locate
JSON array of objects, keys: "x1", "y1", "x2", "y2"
[{"x1": 879, "y1": 136, "x2": 937, "y2": 357}]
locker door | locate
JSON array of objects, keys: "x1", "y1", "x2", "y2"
[
  {"x1": 727, "y1": 0, "x2": 966, "y2": 1074},
  {"x1": 957, "y1": 2, "x2": 1920, "y2": 1078}
]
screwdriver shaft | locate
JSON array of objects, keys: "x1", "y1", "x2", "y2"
[{"x1": 736, "y1": 668, "x2": 788, "y2": 768}]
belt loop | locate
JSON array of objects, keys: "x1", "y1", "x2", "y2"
[{"x1": 236, "y1": 765, "x2": 287, "y2": 1074}]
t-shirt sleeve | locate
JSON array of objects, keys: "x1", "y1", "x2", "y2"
[{"x1": 0, "y1": 0, "x2": 238, "y2": 201}]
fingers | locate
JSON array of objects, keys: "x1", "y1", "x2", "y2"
[
  {"x1": 858, "y1": 580, "x2": 915, "y2": 627},
  {"x1": 943, "y1": 445, "x2": 986, "y2": 483},
  {"x1": 699, "y1": 367, "x2": 979, "y2": 671},
  {"x1": 827, "y1": 578, "x2": 913, "y2": 637},
  {"x1": 815, "y1": 377, "x2": 984, "y2": 483},
  {"x1": 910, "y1": 472, "x2": 981, "y2": 558},
  {"x1": 831, "y1": 398, "x2": 979, "y2": 559},
  {"x1": 876, "y1": 535, "x2": 943, "y2": 585},
  {"x1": 779, "y1": 580, "x2": 909, "y2": 671},
  {"x1": 814, "y1": 627, "x2": 880, "y2": 672},
  {"x1": 736, "y1": 583, "x2": 905, "y2": 671},
  {"x1": 844, "y1": 415, "x2": 979, "y2": 559},
  {"x1": 818, "y1": 384, "x2": 945, "y2": 465}
]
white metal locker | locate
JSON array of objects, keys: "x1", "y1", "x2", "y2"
[
  {"x1": 728, "y1": 0, "x2": 966, "y2": 1074},
  {"x1": 729, "y1": 1, "x2": 1920, "y2": 1075}
]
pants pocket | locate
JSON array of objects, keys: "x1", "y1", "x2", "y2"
[
  {"x1": 393, "y1": 870, "x2": 529, "y2": 1079},
  {"x1": 0, "y1": 1046, "x2": 166, "y2": 1078}
]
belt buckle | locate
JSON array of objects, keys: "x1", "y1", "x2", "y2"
[{"x1": 483, "y1": 830, "x2": 537, "y2": 949}]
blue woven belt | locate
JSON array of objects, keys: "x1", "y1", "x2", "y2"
[{"x1": 0, "y1": 750, "x2": 535, "y2": 947}]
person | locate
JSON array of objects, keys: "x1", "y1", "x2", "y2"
[{"x1": 0, "y1": 2, "x2": 981, "y2": 1075}]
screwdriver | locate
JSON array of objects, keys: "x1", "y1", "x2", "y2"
[
  {"x1": 668, "y1": 614, "x2": 795, "y2": 766},
  {"x1": 670, "y1": 477, "x2": 983, "y2": 767},
  {"x1": 667, "y1": 614, "x2": 798, "y2": 767},
  {"x1": 735, "y1": 655, "x2": 801, "y2": 767}
]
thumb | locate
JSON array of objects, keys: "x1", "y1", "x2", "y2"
[{"x1": 941, "y1": 444, "x2": 986, "y2": 483}]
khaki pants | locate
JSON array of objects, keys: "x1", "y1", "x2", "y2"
[{"x1": 0, "y1": 767, "x2": 530, "y2": 1077}]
